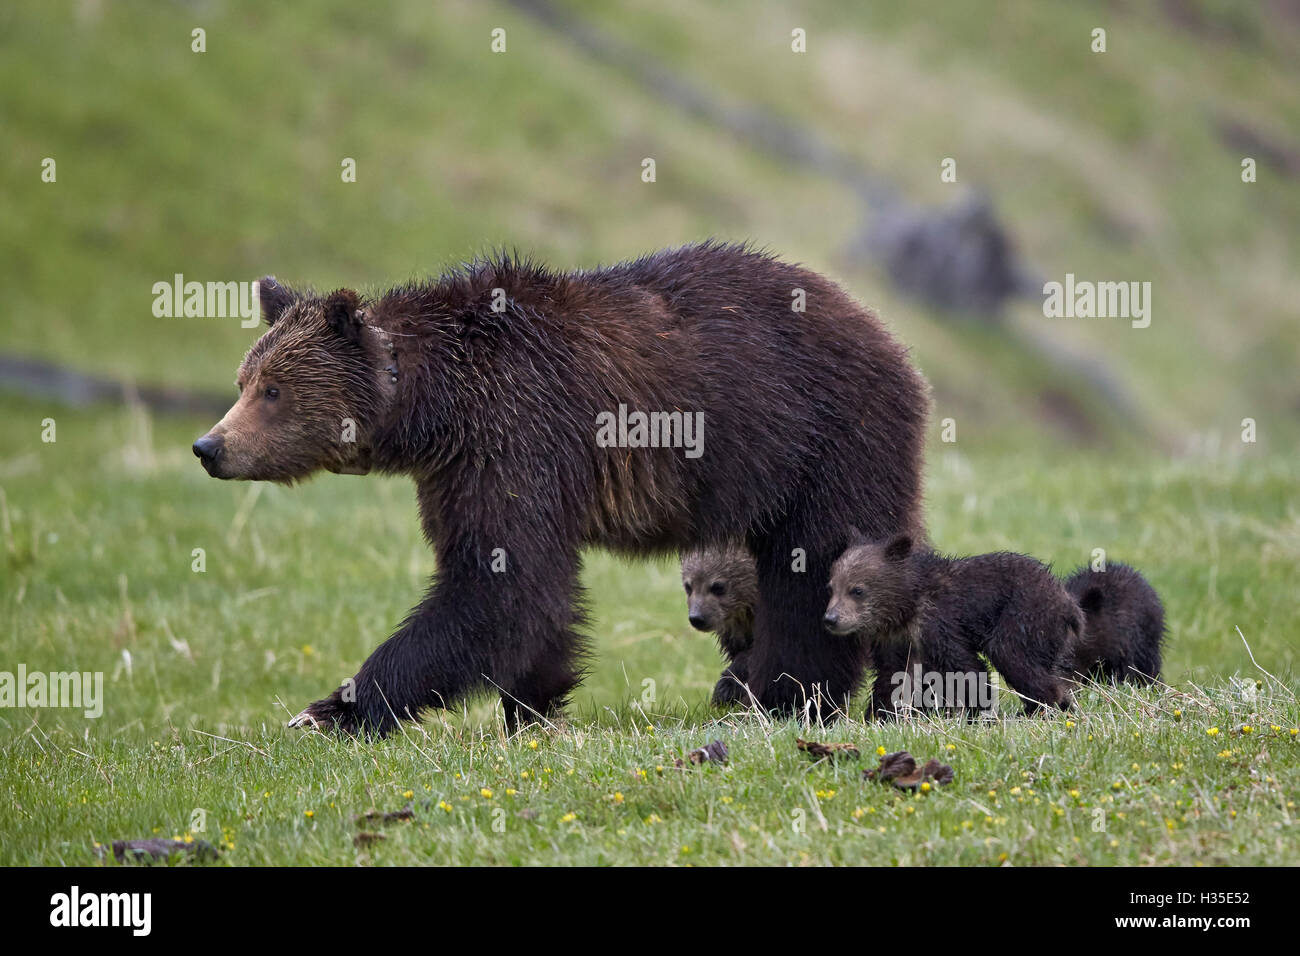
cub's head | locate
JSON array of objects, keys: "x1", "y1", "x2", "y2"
[
  {"x1": 193, "y1": 278, "x2": 389, "y2": 483},
  {"x1": 824, "y1": 531, "x2": 917, "y2": 637},
  {"x1": 680, "y1": 548, "x2": 757, "y2": 633}
]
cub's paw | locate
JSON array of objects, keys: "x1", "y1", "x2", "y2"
[
  {"x1": 288, "y1": 691, "x2": 358, "y2": 734},
  {"x1": 710, "y1": 670, "x2": 752, "y2": 707}
]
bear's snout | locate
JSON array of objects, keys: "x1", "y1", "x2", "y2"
[
  {"x1": 688, "y1": 613, "x2": 710, "y2": 631},
  {"x1": 193, "y1": 434, "x2": 225, "y2": 476}
]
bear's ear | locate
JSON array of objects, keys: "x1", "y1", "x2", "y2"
[
  {"x1": 1077, "y1": 585, "x2": 1104, "y2": 615},
  {"x1": 323, "y1": 289, "x2": 364, "y2": 342},
  {"x1": 883, "y1": 533, "x2": 912, "y2": 562},
  {"x1": 846, "y1": 524, "x2": 868, "y2": 545},
  {"x1": 257, "y1": 276, "x2": 299, "y2": 327}
]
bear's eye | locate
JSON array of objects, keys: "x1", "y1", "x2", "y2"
[
  {"x1": 850, "y1": 586, "x2": 865, "y2": 598},
  {"x1": 683, "y1": 583, "x2": 692, "y2": 595},
  {"x1": 709, "y1": 582, "x2": 726, "y2": 596},
  {"x1": 264, "y1": 386, "x2": 280, "y2": 400}
]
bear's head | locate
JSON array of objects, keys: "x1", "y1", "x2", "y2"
[
  {"x1": 193, "y1": 278, "x2": 391, "y2": 483},
  {"x1": 680, "y1": 547, "x2": 757, "y2": 633},
  {"x1": 823, "y1": 531, "x2": 917, "y2": 637}
]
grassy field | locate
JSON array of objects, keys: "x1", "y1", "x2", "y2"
[{"x1": 2, "y1": 394, "x2": 1297, "y2": 865}]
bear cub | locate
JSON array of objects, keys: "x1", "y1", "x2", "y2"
[
  {"x1": 680, "y1": 548, "x2": 758, "y2": 705},
  {"x1": 1064, "y1": 563, "x2": 1165, "y2": 684},
  {"x1": 825, "y1": 533, "x2": 1081, "y2": 717}
]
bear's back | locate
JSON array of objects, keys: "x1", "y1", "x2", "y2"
[{"x1": 931, "y1": 551, "x2": 1074, "y2": 641}]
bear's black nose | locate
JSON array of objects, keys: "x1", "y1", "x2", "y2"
[
  {"x1": 822, "y1": 611, "x2": 839, "y2": 630},
  {"x1": 193, "y1": 435, "x2": 224, "y2": 473},
  {"x1": 688, "y1": 614, "x2": 709, "y2": 631}
]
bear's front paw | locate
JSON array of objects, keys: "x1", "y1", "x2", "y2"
[
  {"x1": 288, "y1": 691, "x2": 358, "y2": 734},
  {"x1": 711, "y1": 669, "x2": 752, "y2": 707}
]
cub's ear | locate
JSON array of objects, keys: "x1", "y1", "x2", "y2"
[
  {"x1": 883, "y1": 533, "x2": 912, "y2": 562},
  {"x1": 257, "y1": 276, "x2": 299, "y2": 326},
  {"x1": 1077, "y1": 585, "x2": 1104, "y2": 615},
  {"x1": 323, "y1": 289, "x2": 364, "y2": 341}
]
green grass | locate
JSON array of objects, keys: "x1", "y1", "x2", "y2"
[{"x1": 2, "y1": 394, "x2": 1297, "y2": 865}]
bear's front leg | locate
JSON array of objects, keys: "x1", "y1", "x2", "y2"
[
  {"x1": 290, "y1": 506, "x2": 587, "y2": 737},
  {"x1": 289, "y1": 687, "x2": 362, "y2": 734},
  {"x1": 711, "y1": 650, "x2": 753, "y2": 706},
  {"x1": 287, "y1": 577, "x2": 486, "y2": 737}
]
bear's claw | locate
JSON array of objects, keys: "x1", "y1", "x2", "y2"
[
  {"x1": 288, "y1": 692, "x2": 356, "y2": 733},
  {"x1": 288, "y1": 707, "x2": 329, "y2": 730}
]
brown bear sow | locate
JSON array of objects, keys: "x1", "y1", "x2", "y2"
[
  {"x1": 1064, "y1": 563, "x2": 1165, "y2": 684},
  {"x1": 825, "y1": 533, "x2": 1081, "y2": 717},
  {"x1": 193, "y1": 243, "x2": 928, "y2": 735},
  {"x1": 680, "y1": 548, "x2": 758, "y2": 705}
]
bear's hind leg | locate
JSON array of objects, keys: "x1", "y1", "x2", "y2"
[
  {"x1": 985, "y1": 619, "x2": 1075, "y2": 716},
  {"x1": 746, "y1": 519, "x2": 869, "y2": 718}
]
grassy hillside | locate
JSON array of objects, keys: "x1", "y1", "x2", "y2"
[{"x1": 2, "y1": 0, "x2": 1297, "y2": 447}]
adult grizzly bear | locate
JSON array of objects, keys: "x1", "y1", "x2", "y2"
[{"x1": 194, "y1": 243, "x2": 928, "y2": 734}]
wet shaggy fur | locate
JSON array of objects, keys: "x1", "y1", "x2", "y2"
[
  {"x1": 826, "y1": 534, "x2": 1082, "y2": 717},
  {"x1": 195, "y1": 242, "x2": 929, "y2": 735},
  {"x1": 680, "y1": 547, "x2": 758, "y2": 705},
  {"x1": 1064, "y1": 563, "x2": 1165, "y2": 684}
]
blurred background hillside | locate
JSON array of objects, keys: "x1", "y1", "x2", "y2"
[{"x1": 2, "y1": 0, "x2": 1297, "y2": 454}]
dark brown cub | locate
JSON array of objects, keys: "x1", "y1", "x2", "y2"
[
  {"x1": 1064, "y1": 563, "x2": 1165, "y2": 684},
  {"x1": 680, "y1": 547, "x2": 758, "y2": 705},
  {"x1": 826, "y1": 532, "x2": 1081, "y2": 718}
]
